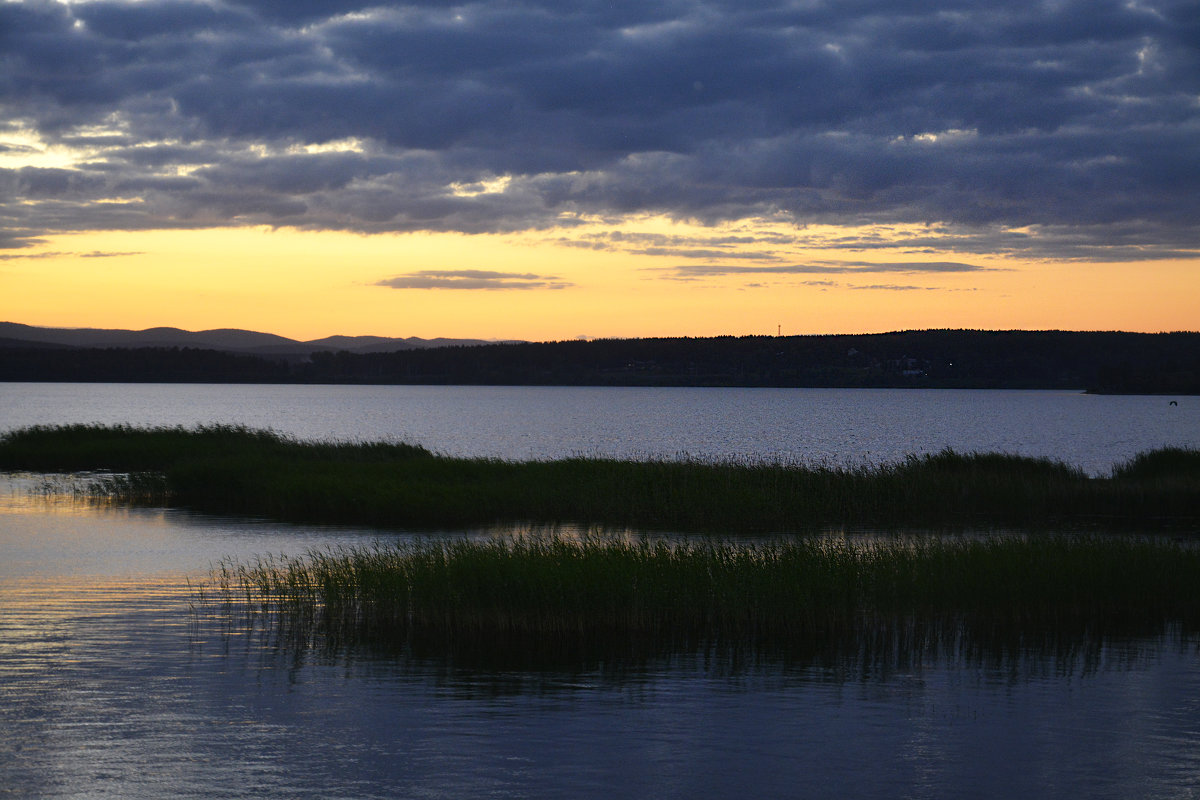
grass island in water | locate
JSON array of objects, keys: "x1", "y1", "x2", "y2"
[{"x1": 1, "y1": 423, "x2": 1199, "y2": 532}]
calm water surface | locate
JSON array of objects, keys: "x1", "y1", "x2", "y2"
[
  {"x1": 1, "y1": 382, "x2": 1197, "y2": 473},
  {"x1": 4, "y1": 480, "x2": 1200, "y2": 799},
  {"x1": 3, "y1": 384, "x2": 1200, "y2": 797}
]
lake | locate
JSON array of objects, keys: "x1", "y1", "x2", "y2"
[
  {"x1": 2, "y1": 383, "x2": 1199, "y2": 798},
  {"x1": 1, "y1": 382, "x2": 1196, "y2": 472}
]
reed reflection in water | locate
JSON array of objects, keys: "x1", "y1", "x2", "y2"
[{"x1": 6, "y1": 573, "x2": 1200, "y2": 800}]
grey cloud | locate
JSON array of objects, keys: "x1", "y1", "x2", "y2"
[
  {"x1": 376, "y1": 270, "x2": 572, "y2": 290},
  {"x1": 558, "y1": 230, "x2": 799, "y2": 259},
  {"x1": 0, "y1": 249, "x2": 140, "y2": 259},
  {"x1": 848, "y1": 284, "x2": 933, "y2": 291},
  {"x1": 0, "y1": 0, "x2": 1196, "y2": 260},
  {"x1": 846, "y1": 261, "x2": 993, "y2": 272},
  {"x1": 15, "y1": 168, "x2": 108, "y2": 198},
  {"x1": 632, "y1": 248, "x2": 777, "y2": 260},
  {"x1": 843, "y1": 222, "x2": 1200, "y2": 262},
  {"x1": 73, "y1": 1, "x2": 254, "y2": 40},
  {"x1": 662, "y1": 260, "x2": 993, "y2": 278},
  {"x1": 0, "y1": 251, "x2": 70, "y2": 260}
]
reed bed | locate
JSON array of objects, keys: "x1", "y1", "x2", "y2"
[
  {"x1": 204, "y1": 535, "x2": 1200, "y2": 649},
  {"x1": 2, "y1": 424, "x2": 1198, "y2": 531}
]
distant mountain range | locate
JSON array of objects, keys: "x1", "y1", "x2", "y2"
[{"x1": 0, "y1": 322, "x2": 504, "y2": 357}]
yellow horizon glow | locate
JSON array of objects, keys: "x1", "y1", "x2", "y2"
[{"x1": 2, "y1": 221, "x2": 1197, "y2": 341}]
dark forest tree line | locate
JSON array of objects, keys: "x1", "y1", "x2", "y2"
[{"x1": 1, "y1": 331, "x2": 1198, "y2": 393}]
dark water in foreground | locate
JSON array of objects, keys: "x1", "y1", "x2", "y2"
[
  {"x1": 10, "y1": 585, "x2": 1200, "y2": 799},
  {"x1": 4, "y1": 483, "x2": 1200, "y2": 798}
]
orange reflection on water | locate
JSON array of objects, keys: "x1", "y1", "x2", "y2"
[{"x1": 0, "y1": 473, "x2": 136, "y2": 515}]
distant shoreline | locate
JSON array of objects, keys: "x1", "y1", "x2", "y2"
[
  {"x1": 2, "y1": 329, "x2": 1198, "y2": 394},
  {"x1": 1, "y1": 377, "x2": 1190, "y2": 395}
]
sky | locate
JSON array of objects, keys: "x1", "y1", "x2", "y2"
[{"x1": 1, "y1": 0, "x2": 1198, "y2": 341}]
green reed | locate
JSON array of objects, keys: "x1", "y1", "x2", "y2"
[
  {"x1": 0, "y1": 423, "x2": 431, "y2": 472},
  {"x1": 2, "y1": 424, "x2": 1197, "y2": 530},
  {"x1": 205, "y1": 535, "x2": 1200, "y2": 648}
]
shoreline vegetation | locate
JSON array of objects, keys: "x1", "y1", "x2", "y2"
[
  {"x1": 2, "y1": 424, "x2": 1198, "y2": 532},
  {"x1": 5, "y1": 424, "x2": 1200, "y2": 651}
]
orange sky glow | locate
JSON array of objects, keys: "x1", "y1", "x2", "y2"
[{"x1": 3, "y1": 222, "x2": 1196, "y2": 342}]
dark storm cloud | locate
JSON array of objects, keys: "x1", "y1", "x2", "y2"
[
  {"x1": 377, "y1": 270, "x2": 572, "y2": 290},
  {"x1": 1, "y1": 0, "x2": 1196, "y2": 259}
]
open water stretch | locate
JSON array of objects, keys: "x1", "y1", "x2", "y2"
[{"x1": 1, "y1": 383, "x2": 1197, "y2": 473}]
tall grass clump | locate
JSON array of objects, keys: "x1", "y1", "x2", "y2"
[
  {"x1": 1112, "y1": 447, "x2": 1200, "y2": 481},
  {"x1": 1103, "y1": 447, "x2": 1200, "y2": 522},
  {"x1": 0, "y1": 423, "x2": 433, "y2": 469},
  {"x1": 206, "y1": 535, "x2": 1200, "y2": 656}
]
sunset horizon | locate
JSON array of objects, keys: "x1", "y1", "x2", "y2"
[
  {"x1": 6, "y1": 311, "x2": 1200, "y2": 346},
  {"x1": 3, "y1": 218, "x2": 1198, "y2": 342}
]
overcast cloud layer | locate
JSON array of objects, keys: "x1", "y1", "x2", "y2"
[{"x1": 1, "y1": 0, "x2": 1197, "y2": 260}]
